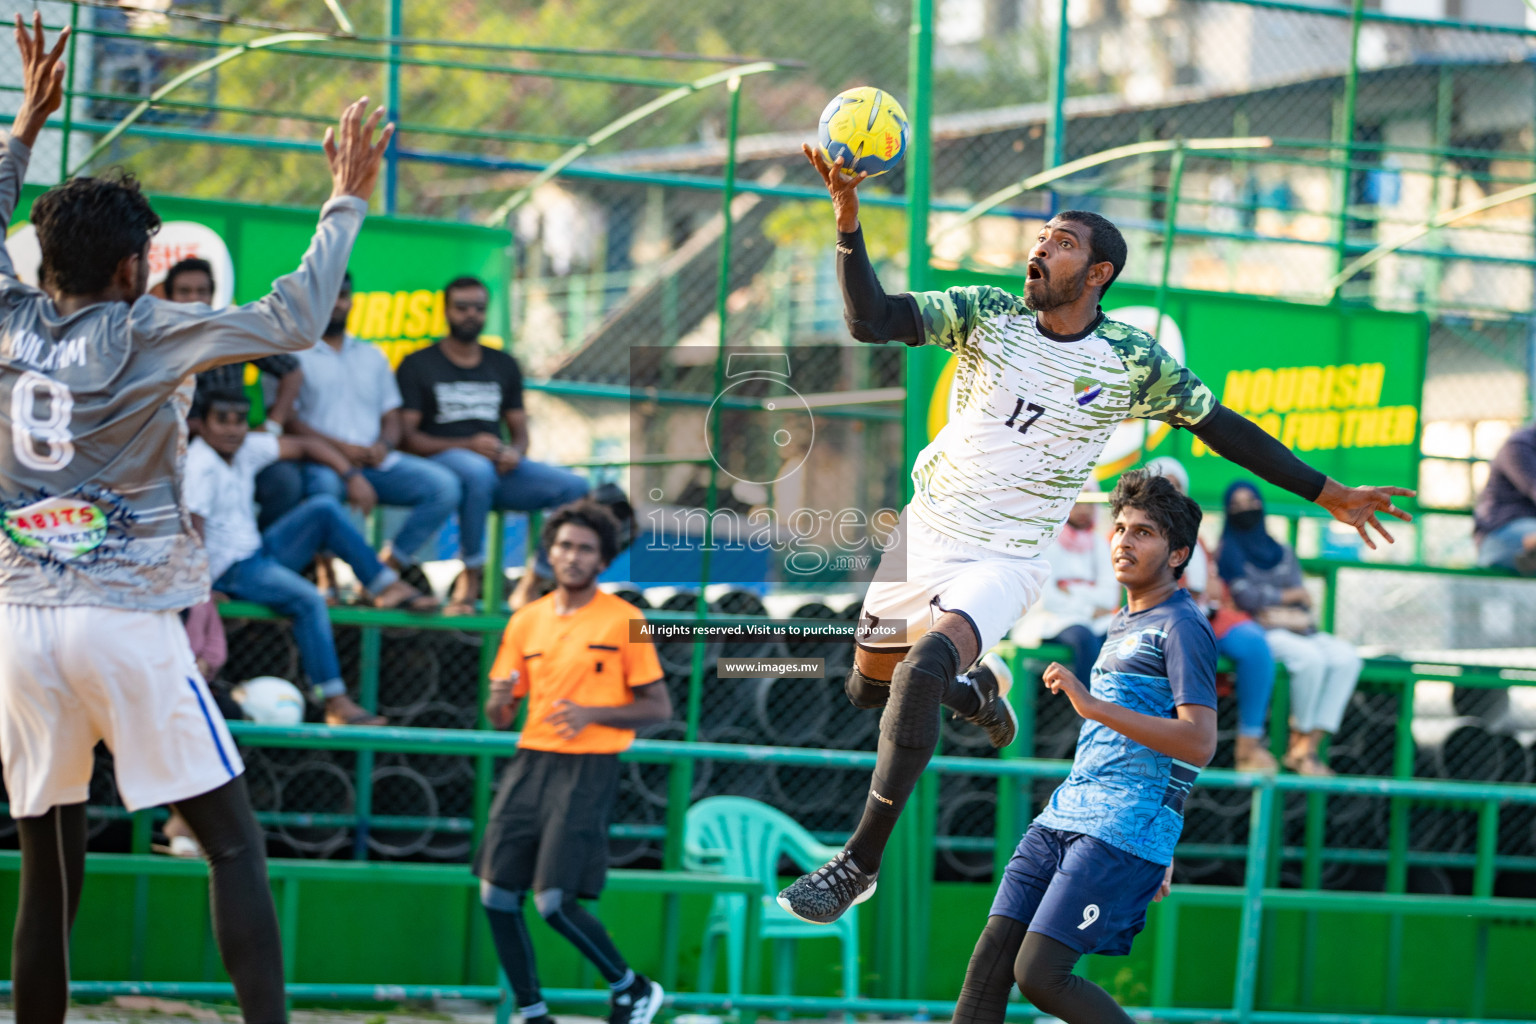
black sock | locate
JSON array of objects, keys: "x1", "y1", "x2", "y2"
[
  {"x1": 943, "y1": 672, "x2": 981, "y2": 717},
  {"x1": 174, "y1": 777, "x2": 288, "y2": 1024},
  {"x1": 14, "y1": 803, "x2": 86, "y2": 1024},
  {"x1": 845, "y1": 632, "x2": 958, "y2": 874},
  {"x1": 537, "y1": 891, "x2": 629, "y2": 985},
  {"x1": 1016, "y1": 932, "x2": 1133, "y2": 1024},
  {"x1": 482, "y1": 893, "x2": 544, "y2": 1012},
  {"x1": 954, "y1": 916, "x2": 1027, "y2": 1024}
]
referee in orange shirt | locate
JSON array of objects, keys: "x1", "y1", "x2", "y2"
[{"x1": 477, "y1": 500, "x2": 672, "y2": 1024}]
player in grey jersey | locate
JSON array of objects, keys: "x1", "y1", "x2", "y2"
[{"x1": 0, "y1": 16, "x2": 394, "y2": 1022}]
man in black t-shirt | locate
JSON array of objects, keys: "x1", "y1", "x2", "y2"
[{"x1": 398, "y1": 275, "x2": 588, "y2": 613}]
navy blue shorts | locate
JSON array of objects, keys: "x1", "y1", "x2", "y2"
[{"x1": 990, "y1": 823, "x2": 1167, "y2": 956}]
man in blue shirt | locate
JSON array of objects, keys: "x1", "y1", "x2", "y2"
[{"x1": 952, "y1": 470, "x2": 1217, "y2": 1024}]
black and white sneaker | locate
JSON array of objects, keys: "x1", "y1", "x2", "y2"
[
  {"x1": 958, "y1": 651, "x2": 1018, "y2": 749},
  {"x1": 609, "y1": 975, "x2": 663, "y2": 1024},
  {"x1": 776, "y1": 849, "x2": 878, "y2": 924}
]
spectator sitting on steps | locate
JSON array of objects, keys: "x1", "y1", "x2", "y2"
[
  {"x1": 280, "y1": 271, "x2": 462, "y2": 581},
  {"x1": 184, "y1": 389, "x2": 437, "y2": 726},
  {"x1": 397, "y1": 275, "x2": 588, "y2": 615},
  {"x1": 1216, "y1": 481, "x2": 1360, "y2": 776}
]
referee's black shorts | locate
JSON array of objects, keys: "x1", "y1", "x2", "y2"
[{"x1": 473, "y1": 748, "x2": 621, "y2": 899}]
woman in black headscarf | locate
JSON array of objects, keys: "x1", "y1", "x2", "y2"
[{"x1": 1217, "y1": 481, "x2": 1361, "y2": 776}]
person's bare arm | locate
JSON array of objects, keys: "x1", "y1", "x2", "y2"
[
  {"x1": 1044, "y1": 663, "x2": 1218, "y2": 766},
  {"x1": 286, "y1": 416, "x2": 370, "y2": 466},
  {"x1": 543, "y1": 681, "x2": 673, "y2": 740},
  {"x1": 266, "y1": 369, "x2": 304, "y2": 429},
  {"x1": 279, "y1": 435, "x2": 376, "y2": 512},
  {"x1": 496, "y1": 409, "x2": 529, "y2": 472},
  {"x1": 399, "y1": 408, "x2": 502, "y2": 459},
  {"x1": 190, "y1": 513, "x2": 207, "y2": 543},
  {"x1": 376, "y1": 408, "x2": 403, "y2": 460}
]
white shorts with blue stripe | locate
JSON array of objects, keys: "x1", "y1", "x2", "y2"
[{"x1": 0, "y1": 605, "x2": 243, "y2": 818}]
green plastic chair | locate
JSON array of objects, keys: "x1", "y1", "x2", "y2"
[{"x1": 684, "y1": 796, "x2": 861, "y2": 1004}]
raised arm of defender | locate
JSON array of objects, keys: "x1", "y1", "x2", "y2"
[
  {"x1": 0, "y1": 15, "x2": 69, "y2": 282},
  {"x1": 140, "y1": 99, "x2": 396, "y2": 376}
]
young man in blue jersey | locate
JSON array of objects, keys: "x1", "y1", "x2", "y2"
[{"x1": 951, "y1": 470, "x2": 1217, "y2": 1024}]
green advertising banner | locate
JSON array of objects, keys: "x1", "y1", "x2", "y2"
[
  {"x1": 913, "y1": 268, "x2": 1428, "y2": 508},
  {"x1": 9, "y1": 186, "x2": 512, "y2": 375}
]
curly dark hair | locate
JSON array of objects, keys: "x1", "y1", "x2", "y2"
[
  {"x1": 541, "y1": 499, "x2": 620, "y2": 564},
  {"x1": 1108, "y1": 469, "x2": 1203, "y2": 579},
  {"x1": 1055, "y1": 210, "x2": 1128, "y2": 298},
  {"x1": 32, "y1": 171, "x2": 161, "y2": 296},
  {"x1": 164, "y1": 256, "x2": 213, "y2": 297}
]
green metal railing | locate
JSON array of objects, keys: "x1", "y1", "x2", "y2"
[{"x1": 22, "y1": 723, "x2": 1536, "y2": 1023}]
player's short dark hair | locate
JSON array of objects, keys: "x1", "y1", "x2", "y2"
[
  {"x1": 541, "y1": 499, "x2": 619, "y2": 564},
  {"x1": 1108, "y1": 469, "x2": 1202, "y2": 580},
  {"x1": 201, "y1": 388, "x2": 251, "y2": 415},
  {"x1": 444, "y1": 275, "x2": 488, "y2": 300},
  {"x1": 1055, "y1": 210, "x2": 1127, "y2": 298},
  {"x1": 32, "y1": 171, "x2": 161, "y2": 296},
  {"x1": 164, "y1": 257, "x2": 213, "y2": 296}
]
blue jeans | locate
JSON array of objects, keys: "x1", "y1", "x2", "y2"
[
  {"x1": 430, "y1": 449, "x2": 589, "y2": 568},
  {"x1": 214, "y1": 495, "x2": 397, "y2": 699},
  {"x1": 303, "y1": 454, "x2": 461, "y2": 565},
  {"x1": 254, "y1": 460, "x2": 306, "y2": 532},
  {"x1": 1047, "y1": 624, "x2": 1105, "y2": 686},
  {"x1": 1477, "y1": 517, "x2": 1536, "y2": 572},
  {"x1": 1217, "y1": 619, "x2": 1276, "y2": 739}
]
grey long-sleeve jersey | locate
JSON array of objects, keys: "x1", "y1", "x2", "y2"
[{"x1": 0, "y1": 136, "x2": 366, "y2": 611}]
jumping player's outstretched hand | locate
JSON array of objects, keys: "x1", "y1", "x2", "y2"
[
  {"x1": 1315, "y1": 479, "x2": 1415, "y2": 550},
  {"x1": 323, "y1": 97, "x2": 395, "y2": 203},
  {"x1": 1044, "y1": 662, "x2": 1096, "y2": 719},
  {"x1": 803, "y1": 143, "x2": 869, "y2": 233},
  {"x1": 12, "y1": 12, "x2": 69, "y2": 147}
]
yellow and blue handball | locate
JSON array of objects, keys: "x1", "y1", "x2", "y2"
[{"x1": 817, "y1": 86, "x2": 909, "y2": 177}]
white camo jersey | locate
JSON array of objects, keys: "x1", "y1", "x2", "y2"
[
  {"x1": 0, "y1": 136, "x2": 366, "y2": 611},
  {"x1": 908, "y1": 286, "x2": 1217, "y2": 555}
]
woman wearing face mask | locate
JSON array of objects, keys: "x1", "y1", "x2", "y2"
[{"x1": 1217, "y1": 481, "x2": 1361, "y2": 776}]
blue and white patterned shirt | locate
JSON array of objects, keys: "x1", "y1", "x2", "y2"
[{"x1": 1033, "y1": 587, "x2": 1218, "y2": 866}]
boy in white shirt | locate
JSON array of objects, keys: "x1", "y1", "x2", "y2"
[{"x1": 184, "y1": 389, "x2": 436, "y2": 725}]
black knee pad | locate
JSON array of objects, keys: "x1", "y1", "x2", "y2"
[
  {"x1": 844, "y1": 665, "x2": 891, "y2": 709},
  {"x1": 880, "y1": 632, "x2": 959, "y2": 748}
]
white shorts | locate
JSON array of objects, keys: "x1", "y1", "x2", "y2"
[
  {"x1": 0, "y1": 605, "x2": 244, "y2": 818},
  {"x1": 855, "y1": 509, "x2": 1050, "y2": 655}
]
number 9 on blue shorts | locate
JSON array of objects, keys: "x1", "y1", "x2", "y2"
[{"x1": 989, "y1": 823, "x2": 1168, "y2": 957}]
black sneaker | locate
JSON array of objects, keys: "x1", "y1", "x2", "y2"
[
  {"x1": 958, "y1": 651, "x2": 1017, "y2": 749},
  {"x1": 776, "y1": 849, "x2": 878, "y2": 925},
  {"x1": 609, "y1": 975, "x2": 663, "y2": 1024}
]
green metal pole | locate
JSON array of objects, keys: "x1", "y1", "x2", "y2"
[
  {"x1": 906, "y1": 0, "x2": 934, "y2": 292},
  {"x1": 663, "y1": 76, "x2": 742, "y2": 882},
  {"x1": 57, "y1": 2, "x2": 79, "y2": 183},
  {"x1": 352, "y1": 627, "x2": 381, "y2": 859},
  {"x1": 1151, "y1": 144, "x2": 1185, "y2": 345},
  {"x1": 1044, "y1": 0, "x2": 1070, "y2": 172},
  {"x1": 384, "y1": 0, "x2": 402, "y2": 214},
  {"x1": 1332, "y1": 0, "x2": 1365, "y2": 279},
  {"x1": 1234, "y1": 781, "x2": 1275, "y2": 1024},
  {"x1": 874, "y1": 0, "x2": 938, "y2": 1001}
]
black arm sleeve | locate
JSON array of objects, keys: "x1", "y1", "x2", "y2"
[
  {"x1": 837, "y1": 226, "x2": 922, "y2": 345},
  {"x1": 1190, "y1": 404, "x2": 1327, "y2": 503}
]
